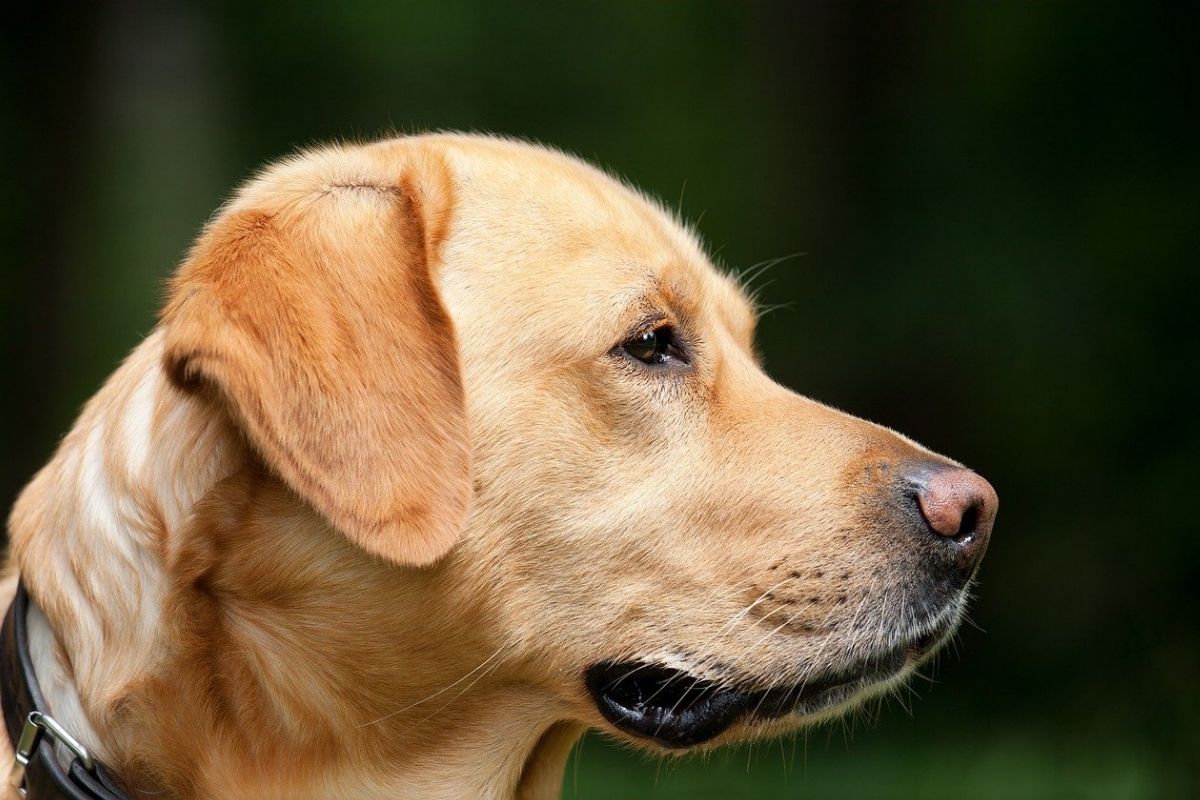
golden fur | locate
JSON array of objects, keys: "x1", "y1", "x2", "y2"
[{"x1": 4, "y1": 134, "x2": 967, "y2": 798}]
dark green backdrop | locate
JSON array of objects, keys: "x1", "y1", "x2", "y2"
[{"x1": 2, "y1": 3, "x2": 1196, "y2": 798}]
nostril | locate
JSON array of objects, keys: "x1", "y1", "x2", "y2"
[
  {"x1": 910, "y1": 465, "x2": 998, "y2": 544},
  {"x1": 900, "y1": 461, "x2": 998, "y2": 581},
  {"x1": 955, "y1": 503, "x2": 979, "y2": 541}
]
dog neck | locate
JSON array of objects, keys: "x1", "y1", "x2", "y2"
[{"x1": 6, "y1": 333, "x2": 582, "y2": 799}]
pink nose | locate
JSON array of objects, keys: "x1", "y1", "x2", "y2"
[{"x1": 914, "y1": 466, "x2": 998, "y2": 570}]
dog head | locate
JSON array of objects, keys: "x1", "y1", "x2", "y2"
[{"x1": 161, "y1": 134, "x2": 997, "y2": 753}]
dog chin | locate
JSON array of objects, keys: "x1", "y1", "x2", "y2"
[{"x1": 585, "y1": 612, "x2": 960, "y2": 750}]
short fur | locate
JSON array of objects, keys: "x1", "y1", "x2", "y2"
[{"x1": 4, "y1": 135, "x2": 968, "y2": 799}]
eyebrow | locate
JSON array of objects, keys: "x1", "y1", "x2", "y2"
[
  {"x1": 612, "y1": 274, "x2": 689, "y2": 333},
  {"x1": 579, "y1": 268, "x2": 699, "y2": 360}
]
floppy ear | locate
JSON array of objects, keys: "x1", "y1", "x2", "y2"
[{"x1": 161, "y1": 148, "x2": 469, "y2": 566}]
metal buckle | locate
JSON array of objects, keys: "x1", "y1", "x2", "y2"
[{"x1": 10, "y1": 710, "x2": 94, "y2": 795}]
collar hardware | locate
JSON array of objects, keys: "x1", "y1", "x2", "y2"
[
  {"x1": 3, "y1": 581, "x2": 130, "y2": 799},
  {"x1": 13, "y1": 710, "x2": 97, "y2": 794}
]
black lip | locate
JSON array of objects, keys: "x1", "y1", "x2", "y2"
[
  {"x1": 586, "y1": 631, "x2": 946, "y2": 748},
  {"x1": 585, "y1": 662, "x2": 746, "y2": 748}
]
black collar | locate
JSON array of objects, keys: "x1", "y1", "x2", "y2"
[{"x1": 2, "y1": 580, "x2": 129, "y2": 799}]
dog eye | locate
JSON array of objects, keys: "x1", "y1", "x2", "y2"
[{"x1": 620, "y1": 325, "x2": 688, "y2": 366}]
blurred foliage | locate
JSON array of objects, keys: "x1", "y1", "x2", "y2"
[{"x1": 2, "y1": 2, "x2": 1196, "y2": 797}]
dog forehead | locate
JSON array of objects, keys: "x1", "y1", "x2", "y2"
[
  {"x1": 429, "y1": 135, "x2": 756, "y2": 348},
  {"x1": 437, "y1": 136, "x2": 698, "y2": 261}
]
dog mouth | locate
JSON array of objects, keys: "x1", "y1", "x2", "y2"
[{"x1": 585, "y1": 626, "x2": 949, "y2": 748}]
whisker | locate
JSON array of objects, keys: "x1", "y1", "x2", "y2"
[
  {"x1": 649, "y1": 577, "x2": 799, "y2": 720},
  {"x1": 356, "y1": 644, "x2": 509, "y2": 728},
  {"x1": 400, "y1": 648, "x2": 509, "y2": 733},
  {"x1": 736, "y1": 252, "x2": 805, "y2": 291}
]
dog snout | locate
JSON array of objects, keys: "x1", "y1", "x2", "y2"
[{"x1": 903, "y1": 461, "x2": 997, "y2": 579}]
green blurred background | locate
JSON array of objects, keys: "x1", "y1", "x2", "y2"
[{"x1": 2, "y1": 3, "x2": 1196, "y2": 797}]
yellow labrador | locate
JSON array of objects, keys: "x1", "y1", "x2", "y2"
[{"x1": 2, "y1": 134, "x2": 997, "y2": 799}]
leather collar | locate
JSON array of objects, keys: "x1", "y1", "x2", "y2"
[{"x1": 1, "y1": 580, "x2": 129, "y2": 799}]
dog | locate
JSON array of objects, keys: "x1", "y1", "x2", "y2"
[{"x1": 2, "y1": 134, "x2": 997, "y2": 799}]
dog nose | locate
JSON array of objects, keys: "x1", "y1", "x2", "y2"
[{"x1": 909, "y1": 463, "x2": 998, "y2": 574}]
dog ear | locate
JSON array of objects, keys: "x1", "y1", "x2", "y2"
[{"x1": 161, "y1": 148, "x2": 469, "y2": 566}]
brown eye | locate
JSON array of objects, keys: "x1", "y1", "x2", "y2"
[{"x1": 620, "y1": 326, "x2": 687, "y2": 366}]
